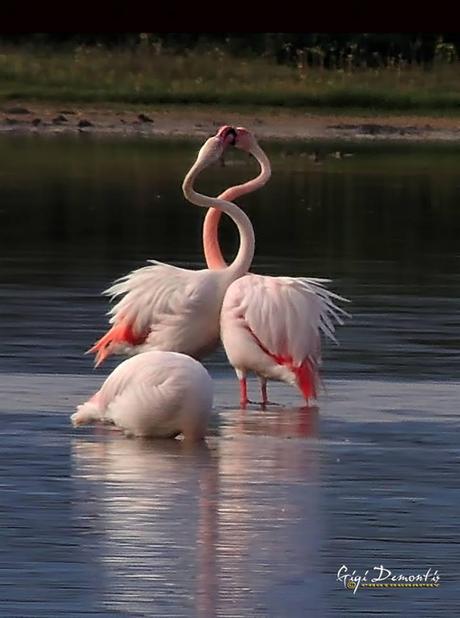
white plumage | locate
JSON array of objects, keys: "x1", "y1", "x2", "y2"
[
  {"x1": 103, "y1": 261, "x2": 229, "y2": 358},
  {"x1": 220, "y1": 273, "x2": 349, "y2": 404},
  {"x1": 88, "y1": 127, "x2": 257, "y2": 367},
  {"x1": 71, "y1": 351, "x2": 213, "y2": 440}
]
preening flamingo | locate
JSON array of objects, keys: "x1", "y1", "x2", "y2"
[
  {"x1": 88, "y1": 126, "x2": 269, "y2": 366},
  {"x1": 71, "y1": 351, "x2": 213, "y2": 440},
  {"x1": 219, "y1": 131, "x2": 349, "y2": 407}
]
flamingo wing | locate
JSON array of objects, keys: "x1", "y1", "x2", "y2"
[
  {"x1": 90, "y1": 261, "x2": 220, "y2": 364},
  {"x1": 225, "y1": 273, "x2": 349, "y2": 366},
  {"x1": 106, "y1": 261, "x2": 205, "y2": 332}
]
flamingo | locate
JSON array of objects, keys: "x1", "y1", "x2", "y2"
[
  {"x1": 220, "y1": 276, "x2": 349, "y2": 406},
  {"x1": 219, "y1": 132, "x2": 350, "y2": 407},
  {"x1": 71, "y1": 351, "x2": 213, "y2": 440},
  {"x1": 88, "y1": 126, "x2": 270, "y2": 366}
]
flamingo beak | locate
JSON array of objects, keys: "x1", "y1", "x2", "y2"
[{"x1": 227, "y1": 128, "x2": 237, "y2": 145}]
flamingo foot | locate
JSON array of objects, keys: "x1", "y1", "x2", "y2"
[
  {"x1": 259, "y1": 379, "x2": 281, "y2": 408},
  {"x1": 260, "y1": 400, "x2": 282, "y2": 409}
]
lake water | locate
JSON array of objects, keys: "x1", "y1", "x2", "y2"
[{"x1": 0, "y1": 134, "x2": 459, "y2": 616}]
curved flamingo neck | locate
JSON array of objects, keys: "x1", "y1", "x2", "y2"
[
  {"x1": 182, "y1": 159, "x2": 255, "y2": 282},
  {"x1": 203, "y1": 143, "x2": 271, "y2": 270}
]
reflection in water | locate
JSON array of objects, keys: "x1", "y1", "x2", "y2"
[
  {"x1": 1, "y1": 374, "x2": 458, "y2": 616},
  {"x1": 231, "y1": 405, "x2": 319, "y2": 440},
  {"x1": 217, "y1": 408, "x2": 321, "y2": 615},
  {"x1": 71, "y1": 410, "x2": 322, "y2": 616},
  {"x1": 71, "y1": 437, "x2": 218, "y2": 617},
  {"x1": 196, "y1": 447, "x2": 219, "y2": 618}
]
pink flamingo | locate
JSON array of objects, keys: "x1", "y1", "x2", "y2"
[
  {"x1": 220, "y1": 132, "x2": 349, "y2": 407},
  {"x1": 88, "y1": 126, "x2": 270, "y2": 366},
  {"x1": 221, "y1": 275, "x2": 348, "y2": 406},
  {"x1": 71, "y1": 351, "x2": 213, "y2": 441}
]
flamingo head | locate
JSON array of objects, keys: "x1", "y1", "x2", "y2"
[
  {"x1": 216, "y1": 125, "x2": 238, "y2": 146},
  {"x1": 234, "y1": 127, "x2": 258, "y2": 155},
  {"x1": 234, "y1": 127, "x2": 271, "y2": 185},
  {"x1": 195, "y1": 126, "x2": 237, "y2": 168},
  {"x1": 215, "y1": 125, "x2": 237, "y2": 167}
]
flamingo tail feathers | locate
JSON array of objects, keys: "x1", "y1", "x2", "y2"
[
  {"x1": 87, "y1": 319, "x2": 148, "y2": 367},
  {"x1": 293, "y1": 357, "x2": 318, "y2": 401}
]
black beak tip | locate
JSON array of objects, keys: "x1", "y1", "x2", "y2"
[{"x1": 228, "y1": 127, "x2": 237, "y2": 145}]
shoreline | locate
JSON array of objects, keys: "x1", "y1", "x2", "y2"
[{"x1": 1, "y1": 103, "x2": 460, "y2": 142}]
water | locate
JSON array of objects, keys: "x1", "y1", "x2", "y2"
[{"x1": 0, "y1": 134, "x2": 459, "y2": 616}]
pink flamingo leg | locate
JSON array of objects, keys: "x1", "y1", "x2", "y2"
[
  {"x1": 239, "y1": 378, "x2": 248, "y2": 408},
  {"x1": 259, "y1": 378, "x2": 280, "y2": 408}
]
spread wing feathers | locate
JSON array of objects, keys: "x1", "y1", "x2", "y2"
[
  {"x1": 229, "y1": 274, "x2": 349, "y2": 366},
  {"x1": 103, "y1": 260, "x2": 216, "y2": 336},
  {"x1": 291, "y1": 277, "x2": 350, "y2": 342}
]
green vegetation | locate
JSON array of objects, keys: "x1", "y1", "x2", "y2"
[{"x1": 0, "y1": 41, "x2": 460, "y2": 113}]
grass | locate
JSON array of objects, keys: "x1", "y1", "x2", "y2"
[{"x1": 0, "y1": 45, "x2": 460, "y2": 113}]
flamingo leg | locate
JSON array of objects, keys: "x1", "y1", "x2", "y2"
[
  {"x1": 236, "y1": 370, "x2": 257, "y2": 407},
  {"x1": 261, "y1": 378, "x2": 268, "y2": 406},
  {"x1": 259, "y1": 377, "x2": 280, "y2": 408},
  {"x1": 239, "y1": 378, "x2": 249, "y2": 408}
]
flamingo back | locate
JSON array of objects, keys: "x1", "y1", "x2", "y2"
[
  {"x1": 221, "y1": 273, "x2": 349, "y2": 367},
  {"x1": 74, "y1": 351, "x2": 213, "y2": 439}
]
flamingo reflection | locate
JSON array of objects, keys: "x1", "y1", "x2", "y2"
[
  {"x1": 71, "y1": 436, "x2": 219, "y2": 618},
  {"x1": 70, "y1": 404, "x2": 323, "y2": 616}
]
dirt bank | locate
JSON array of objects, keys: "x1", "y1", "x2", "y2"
[{"x1": 1, "y1": 103, "x2": 460, "y2": 142}]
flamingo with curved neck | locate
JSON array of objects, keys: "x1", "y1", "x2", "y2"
[
  {"x1": 89, "y1": 127, "x2": 259, "y2": 366},
  {"x1": 202, "y1": 127, "x2": 271, "y2": 269},
  {"x1": 182, "y1": 134, "x2": 256, "y2": 283},
  {"x1": 219, "y1": 130, "x2": 350, "y2": 407}
]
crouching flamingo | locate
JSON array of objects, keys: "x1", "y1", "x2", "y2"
[{"x1": 71, "y1": 351, "x2": 213, "y2": 441}]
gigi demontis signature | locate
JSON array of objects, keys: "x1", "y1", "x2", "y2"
[{"x1": 337, "y1": 565, "x2": 440, "y2": 594}]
